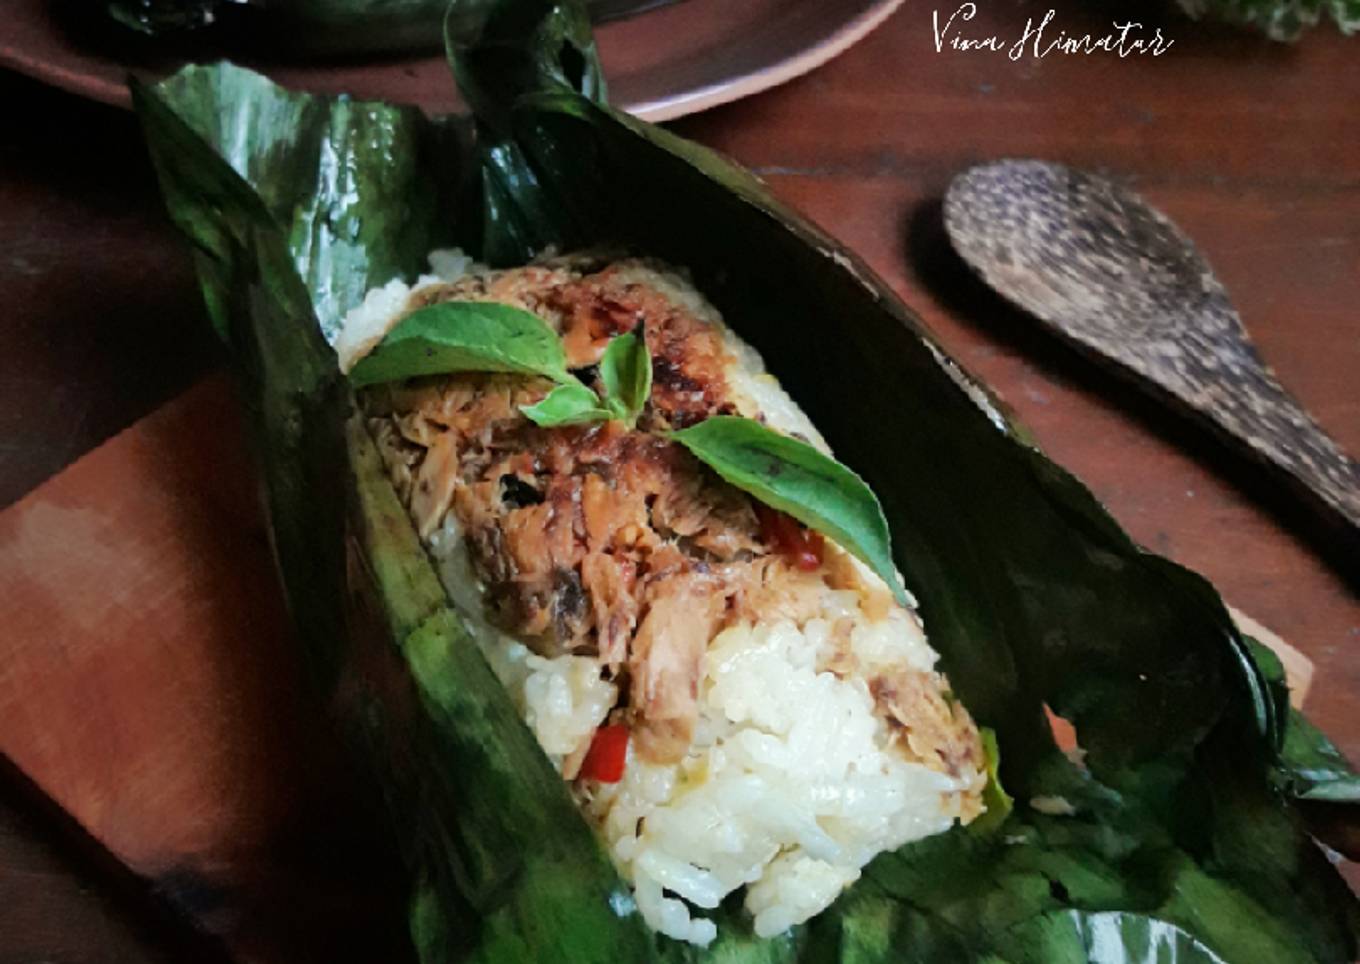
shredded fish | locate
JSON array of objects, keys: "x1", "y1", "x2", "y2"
[{"x1": 363, "y1": 254, "x2": 982, "y2": 774}]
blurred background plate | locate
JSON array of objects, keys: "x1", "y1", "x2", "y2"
[{"x1": 0, "y1": 0, "x2": 903, "y2": 121}]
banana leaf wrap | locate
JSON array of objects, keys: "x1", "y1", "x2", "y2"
[{"x1": 133, "y1": 1, "x2": 1360, "y2": 958}]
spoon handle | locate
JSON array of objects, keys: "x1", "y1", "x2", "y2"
[{"x1": 1196, "y1": 358, "x2": 1360, "y2": 533}]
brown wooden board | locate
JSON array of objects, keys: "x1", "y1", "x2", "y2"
[{"x1": 0, "y1": 376, "x2": 409, "y2": 962}]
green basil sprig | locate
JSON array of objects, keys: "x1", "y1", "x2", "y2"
[
  {"x1": 597, "y1": 326, "x2": 651, "y2": 423},
  {"x1": 349, "y1": 300, "x2": 654, "y2": 429},
  {"x1": 670, "y1": 415, "x2": 908, "y2": 607},
  {"x1": 519, "y1": 382, "x2": 612, "y2": 426},
  {"x1": 522, "y1": 326, "x2": 651, "y2": 427},
  {"x1": 348, "y1": 300, "x2": 577, "y2": 388},
  {"x1": 351, "y1": 304, "x2": 902, "y2": 604}
]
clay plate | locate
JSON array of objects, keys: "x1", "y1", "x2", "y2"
[{"x1": 1, "y1": 0, "x2": 902, "y2": 121}]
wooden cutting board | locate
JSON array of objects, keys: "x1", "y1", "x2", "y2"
[
  {"x1": 0, "y1": 375, "x2": 408, "y2": 962},
  {"x1": 0, "y1": 374, "x2": 1316, "y2": 962}
]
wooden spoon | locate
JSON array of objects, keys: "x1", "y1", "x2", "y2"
[{"x1": 943, "y1": 159, "x2": 1360, "y2": 534}]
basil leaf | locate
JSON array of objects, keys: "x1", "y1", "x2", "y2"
[
  {"x1": 670, "y1": 416, "x2": 906, "y2": 607},
  {"x1": 349, "y1": 301, "x2": 573, "y2": 388},
  {"x1": 598, "y1": 327, "x2": 650, "y2": 426},
  {"x1": 521, "y1": 330, "x2": 650, "y2": 428},
  {"x1": 521, "y1": 382, "x2": 612, "y2": 427}
]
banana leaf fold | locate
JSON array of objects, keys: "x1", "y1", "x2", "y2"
[{"x1": 133, "y1": 1, "x2": 1360, "y2": 960}]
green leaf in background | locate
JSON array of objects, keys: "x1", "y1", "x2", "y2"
[
  {"x1": 1177, "y1": 0, "x2": 1360, "y2": 40},
  {"x1": 670, "y1": 416, "x2": 907, "y2": 608},
  {"x1": 106, "y1": 0, "x2": 679, "y2": 53},
  {"x1": 348, "y1": 300, "x2": 575, "y2": 387},
  {"x1": 598, "y1": 325, "x2": 650, "y2": 425},
  {"x1": 520, "y1": 381, "x2": 612, "y2": 426}
]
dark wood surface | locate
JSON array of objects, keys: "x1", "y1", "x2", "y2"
[
  {"x1": 1, "y1": 2, "x2": 1357, "y2": 960},
  {"x1": 941, "y1": 159, "x2": 1360, "y2": 535}
]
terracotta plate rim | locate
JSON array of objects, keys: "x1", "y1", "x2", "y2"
[
  {"x1": 0, "y1": 0, "x2": 904, "y2": 121},
  {"x1": 631, "y1": 0, "x2": 904, "y2": 122}
]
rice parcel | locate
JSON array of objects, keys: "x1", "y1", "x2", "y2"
[{"x1": 340, "y1": 251, "x2": 987, "y2": 946}]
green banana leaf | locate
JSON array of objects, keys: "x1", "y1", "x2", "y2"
[{"x1": 133, "y1": 0, "x2": 1360, "y2": 959}]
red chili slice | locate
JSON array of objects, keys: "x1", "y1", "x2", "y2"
[
  {"x1": 580, "y1": 723, "x2": 629, "y2": 783},
  {"x1": 756, "y1": 505, "x2": 824, "y2": 571}
]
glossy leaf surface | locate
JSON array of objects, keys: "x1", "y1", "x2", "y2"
[{"x1": 671, "y1": 416, "x2": 905, "y2": 607}]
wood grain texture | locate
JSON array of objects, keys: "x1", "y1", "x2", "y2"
[
  {"x1": 0, "y1": 376, "x2": 409, "y2": 962},
  {"x1": 1, "y1": 0, "x2": 1359, "y2": 957},
  {"x1": 0, "y1": 71, "x2": 218, "y2": 508},
  {"x1": 943, "y1": 160, "x2": 1360, "y2": 532}
]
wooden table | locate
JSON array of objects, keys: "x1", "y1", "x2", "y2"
[{"x1": 1, "y1": 3, "x2": 1357, "y2": 959}]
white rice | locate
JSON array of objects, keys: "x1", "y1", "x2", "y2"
[
  {"x1": 430, "y1": 527, "x2": 974, "y2": 946},
  {"x1": 342, "y1": 251, "x2": 983, "y2": 946},
  {"x1": 333, "y1": 249, "x2": 482, "y2": 372},
  {"x1": 603, "y1": 260, "x2": 830, "y2": 452},
  {"x1": 581, "y1": 584, "x2": 973, "y2": 945}
]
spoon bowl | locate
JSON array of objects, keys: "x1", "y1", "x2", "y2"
[{"x1": 944, "y1": 159, "x2": 1360, "y2": 535}]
